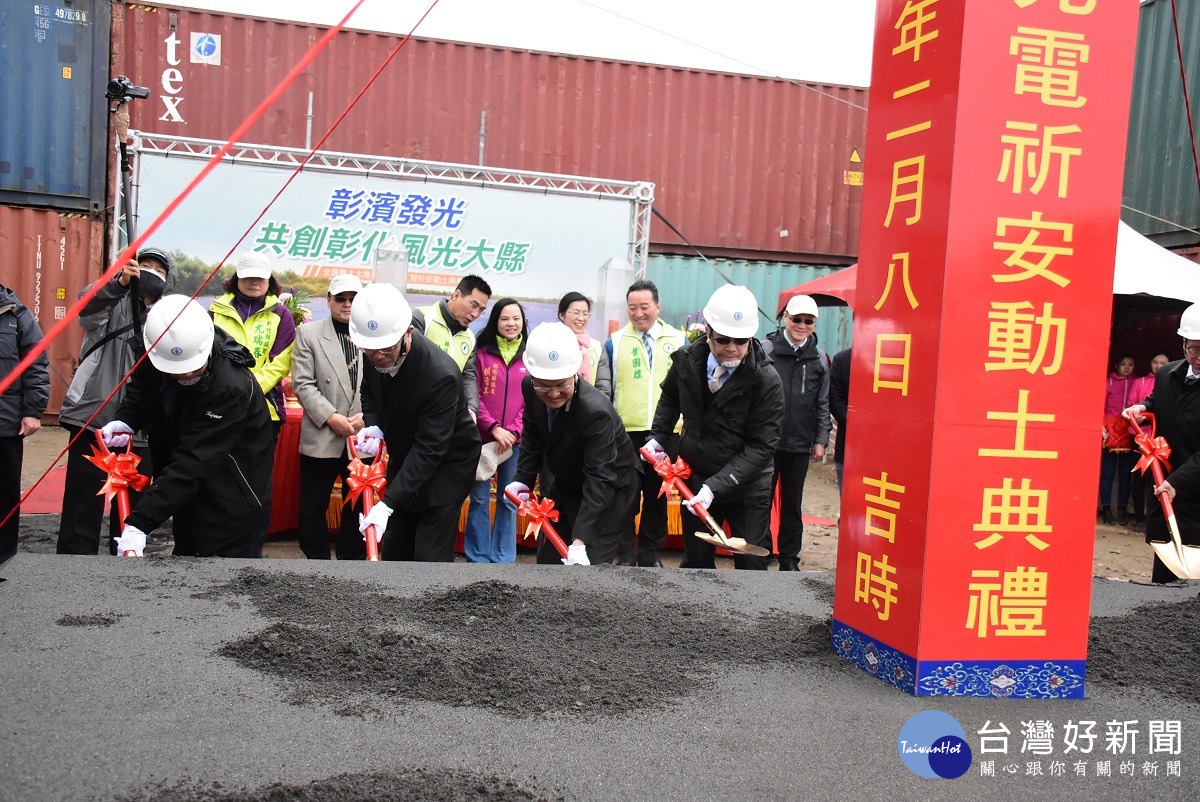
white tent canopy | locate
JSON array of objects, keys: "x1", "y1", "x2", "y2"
[{"x1": 1115, "y1": 220, "x2": 1200, "y2": 302}]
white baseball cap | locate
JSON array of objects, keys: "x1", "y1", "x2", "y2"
[
  {"x1": 327, "y1": 274, "x2": 363, "y2": 297},
  {"x1": 235, "y1": 251, "x2": 272, "y2": 280},
  {"x1": 784, "y1": 295, "x2": 819, "y2": 318}
]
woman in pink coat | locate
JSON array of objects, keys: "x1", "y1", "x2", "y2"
[
  {"x1": 1100, "y1": 354, "x2": 1138, "y2": 524},
  {"x1": 1128, "y1": 351, "x2": 1170, "y2": 526}
]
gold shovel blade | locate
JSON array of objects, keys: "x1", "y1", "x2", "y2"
[{"x1": 693, "y1": 531, "x2": 771, "y2": 557}]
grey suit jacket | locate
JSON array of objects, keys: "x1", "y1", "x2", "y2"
[{"x1": 292, "y1": 317, "x2": 362, "y2": 459}]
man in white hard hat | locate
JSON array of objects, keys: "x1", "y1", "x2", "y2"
[
  {"x1": 505, "y1": 323, "x2": 639, "y2": 566},
  {"x1": 645, "y1": 284, "x2": 784, "y2": 570},
  {"x1": 762, "y1": 294, "x2": 831, "y2": 571},
  {"x1": 100, "y1": 294, "x2": 274, "y2": 558},
  {"x1": 351, "y1": 283, "x2": 481, "y2": 561},
  {"x1": 1123, "y1": 302, "x2": 1200, "y2": 583},
  {"x1": 291, "y1": 274, "x2": 366, "y2": 559}
]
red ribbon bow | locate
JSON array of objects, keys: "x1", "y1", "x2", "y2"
[
  {"x1": 518, "y1": 496, "x2": 560, "y2": 541},
  {"x1": 344, "y1": 442, "x2": 389, "y2": 511},
  {"x1": 651, "y1": 456, "x2": 691, "y2": 499},
  {"x1": 84, "y1": 441, "x2": 150, "y2": 507},
  {"x1": 1133, "y1": 431, "x2": 1173, "y2": 477}
]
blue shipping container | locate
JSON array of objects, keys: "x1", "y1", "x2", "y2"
[{"x1": 0, "y1": 1, "x2": 111, "y2": 212}]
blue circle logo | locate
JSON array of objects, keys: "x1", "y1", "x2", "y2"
[
  {"x1": 169, "y1": 346, "x2": 183, "y2": 356},
  {"x1": 898, "y1": 710, "x2": 972, "y2": 779},
  {"x1": 194, "y1": 35, "x2": 218, "y2": 57},
  {"x1": 733, "y1": 311, "x2": 743, "y2": 321},
  {"x1": 367, "y1": 320, "x2": 379, "y2": 331},
  {"x1": 548, "y1": 350, "x2": 559, "y2": 361}
]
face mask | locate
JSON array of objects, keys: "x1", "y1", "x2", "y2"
[
  {"x1": 175, "y1": 374, "x2": 203, "y2": 386},
  {"x1": 139, "y1": 271, "x2": 167, "y2": 302}
]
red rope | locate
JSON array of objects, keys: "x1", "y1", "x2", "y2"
[
  {"x1": 1171, "y1": 0, "x2": 1200, "y2": 202},
  {"x1": 0, "y1": 0, "x2": 443, "y2": 533}
]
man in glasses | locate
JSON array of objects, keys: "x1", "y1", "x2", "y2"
[
  {"x1": 291, "y1": 274, "x2": 367, "y2": 559},
  {"x1": 1123, "y1": 302, "x2": 1200, "y2": 584},
  {"x1": 505, "y1": 323, "x2": 639, "y2": 567},
  {"x1": 350, "y1": 284, "x2": 481, "y2": 561},
  {"x1": 412, "y1": 274, "x2": 492, "y2": 371},
  {"x1": 762, "y1": 294, "x2": 831, "y2": 571},
  {"x1": 645, "y1": 284, "x2": 784, "y2": 570},
  {"x1": 601, "y1": 279, "x2": 688, "y2": 566}
]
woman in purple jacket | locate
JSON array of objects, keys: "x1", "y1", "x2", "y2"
[{"x1": 464, "y1": 299, "x2": 529, "y2": 562}]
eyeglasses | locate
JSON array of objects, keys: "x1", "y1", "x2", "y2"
[
  {"x1": 532, "y1": 378, "x2": 576, "y2": 394},
  {"x1": 466, "y1": 299, "x2": 486, "y2": 312},
  {"x1": 565, "y1": 309, "x2": 591, "y2": 318},
  {"x1": 330, "y1": 293, "x2": 356, "y2": 303},
  {"x1": 710, "y1": 334, "x2": 749, "y2": 346},
  {"x1": 788, "y1": 315, "x2": 816, "y2": 325},
  {"x1": 1185, "y1": 345, "x2": 1200, "y2": 356}
]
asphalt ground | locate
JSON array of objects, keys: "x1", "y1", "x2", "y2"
[{"x1": 1, "y1": 554, "x2": 1198, "y2": 801}]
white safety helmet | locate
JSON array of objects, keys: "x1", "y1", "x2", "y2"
[
  {"x1": 235, "y1": 251, "x2": 272, "y2": 280},
  {"x1": 703, "y1": 284, "x2": 759, "y2": 339},
  {"x1": 349, "y1": 283, "x2": 412, "y2": 349},
  {"x1": 143, "y1": 294, "x2": 214, "y2": 374},
  {"x1": 784, "y1": 294, "x2": 819, "y2": 319},
  {"x1": 524, "y1": 322, "x2": 583, "y2": 380},
  {"x1": 1179, "y1": 303, "x2": 1200, "y2": 339}
]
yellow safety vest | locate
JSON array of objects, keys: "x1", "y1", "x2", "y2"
[
  {"x1": 418, "y1": 303, "x2": 474, "y2": 370},
  {"x1": 611, "y1": 322, "x2": 684, "y2": 431}
]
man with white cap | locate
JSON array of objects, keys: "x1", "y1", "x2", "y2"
[
  {"x1": 350, "y1": 283, "x2": 481, "y2": 561},
  {"x1": 504, "y1": 322, "x2": 639, "y2": 566},
  {"x1": 645, "y1": 284, "x2": 784, "y2": 570},
  {"x1": 291, "y1": 274, "x2": 366, "y2": 559},
  {"x1": 100, "y1": 295, "x2": 274, "y2": 558},
  {"x1": 762, "y1": 294, "x2": 831, "y2": 571}
]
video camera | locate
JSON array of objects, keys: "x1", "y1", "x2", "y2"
[{"x1": 105, "y1": 75, "x2": 150, "y2": 102}]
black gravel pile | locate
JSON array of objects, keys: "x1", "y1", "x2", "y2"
[
  {"x1": 1088, "y1": 589, "x2": 1200, "y2": 704},
  {"x1": 115, "y1": 769, "x2": 561, "y2": 802},
  {"x1": 213, "y1": 570, "x2": 833, "y2": 718},
  {"x1": 55, "y1": 611, "x2": 124, "y2": 627}
]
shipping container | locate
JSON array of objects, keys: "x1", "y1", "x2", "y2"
[
  {"x1": 646, "y1": 255, "x2": 853, "y2": 354},
  {"x1": 0, "y1": 205, "x2": 102, "y2": 419},
  {"x1": 1122, "y1": 0, "x2": 1200, "y2": 249},
  {"x1": 112, "y1": 3, "x2": 867, "y2": 263},
  {"x1": 0, "y1": 1, "x2": 112, "y2": 212}
]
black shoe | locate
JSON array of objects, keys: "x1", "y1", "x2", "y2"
[
  {"x1": 616, "y1": 557, "x2": 636, "y2": 567},
  {"x1": 778, "y1": 558, "x2": 799, "y2": 571},
  {"x1": 1101, "y1": 506, "x2": 1115, "y2": 525}
]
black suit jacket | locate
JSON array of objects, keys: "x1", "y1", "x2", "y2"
[
  {"x1": 361, "y1": 331, "x2": 480, "y2": 512},
  {"x1": 514, "y1": 377, "x2": 638, "y2": 541}
]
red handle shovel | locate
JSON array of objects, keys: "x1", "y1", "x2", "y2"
[
  {"x1": 503, "y1": 489, "x2": 569, "y2": 559},
  {"x1": 84, "y1": 431, "x2": 150, "y2": 557},
  {"x1": 639, "y1": 446, "x2": 770, "y2": 557},
  {"x1": 1128, "y1": 412, "x2": 1200, "y2": 579},
  {"x1": 345, "y1": 436, "x2": 389, "y2": 561}
]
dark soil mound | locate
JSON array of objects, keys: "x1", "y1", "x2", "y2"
[
  {"x1": 212, "y1": 570, "x2": 834, "y2": 718},
  {"x1": 116, "y1": 768, "x2": 561, "y2": 802},
  {"x1": 1088, "y1": 589, "x2": 1200, "y2": 704}
]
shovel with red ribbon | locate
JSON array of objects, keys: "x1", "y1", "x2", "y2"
[
  {"x1": 83, "y1": 431, "x2": 151, "y2": 557},
  {"x1": 639, "y1": 447, "x2": 770, "y2": 557},
  {"x1": 344, "y1": 436, "x2": 389, "y2": 561},
  {"x1": 503, "y1": 489, "x2": 569, "y2": 559},
  {"x1": 1128, "y1": 412, "x2": 1200, "y2": 579}
]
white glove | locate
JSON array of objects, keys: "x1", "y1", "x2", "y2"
[
  {"x1": 115, "y1": 524, "x2": 146, "y2": 557},
  {"x1": 504, "y1": 481, "x2": 531, "y2": 505},
  {"x1": 354, "y1": 425, "x2": 384, "y2": 457},
  {"x1": 642, "y1": 437, "x2": 668, "y2": 462},
  {"x1": 682, "y1": 484, "x2": 715, "y2": 513},
  {"x1": 563, "y1": 542, "x2": 590, "y2": 566},
  {"x1": 100, "y1": 420, "x2": 134, "y2": 448},
  {"x1": 358, "y1": 500, "x2": 393, "y2": 542}
]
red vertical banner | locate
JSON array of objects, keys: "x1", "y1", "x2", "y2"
[{"x1": 832, "y1": 0, "x2": 1138, "y2": 698}]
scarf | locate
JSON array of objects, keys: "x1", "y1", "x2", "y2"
[{"x1": 574, "y1": 330, "x2": 593, "y2": 381}]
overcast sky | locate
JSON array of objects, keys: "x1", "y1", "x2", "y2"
[{"x1": 177, "y1": 0, "x2": 877, "y2": 86}]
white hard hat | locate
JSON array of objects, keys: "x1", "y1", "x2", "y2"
[
  {"x1": 235, "y1": 251, "x2": 272, "y2": 280},
  {"x1": 143, "y1": 294, "x2": 214, "y2": 374},
  {"x1": 703, "y1": 284, "x2": 759, "y2": 338},
  {"x1": 784, "y1": 294, "x2": 819, "y2": 318},
  {"x1": 524, "y1": 322, "x2": 583, "y2": 380},
  {"x1": 349, "y1": 283, "x2": 412, "y2": 349},
  {"x1": 327, "y1": 274, "x2": 363, "y2": 296},
  {"x1": 1179, "y1": 304, "x2": 1200, "y2": 339}
]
